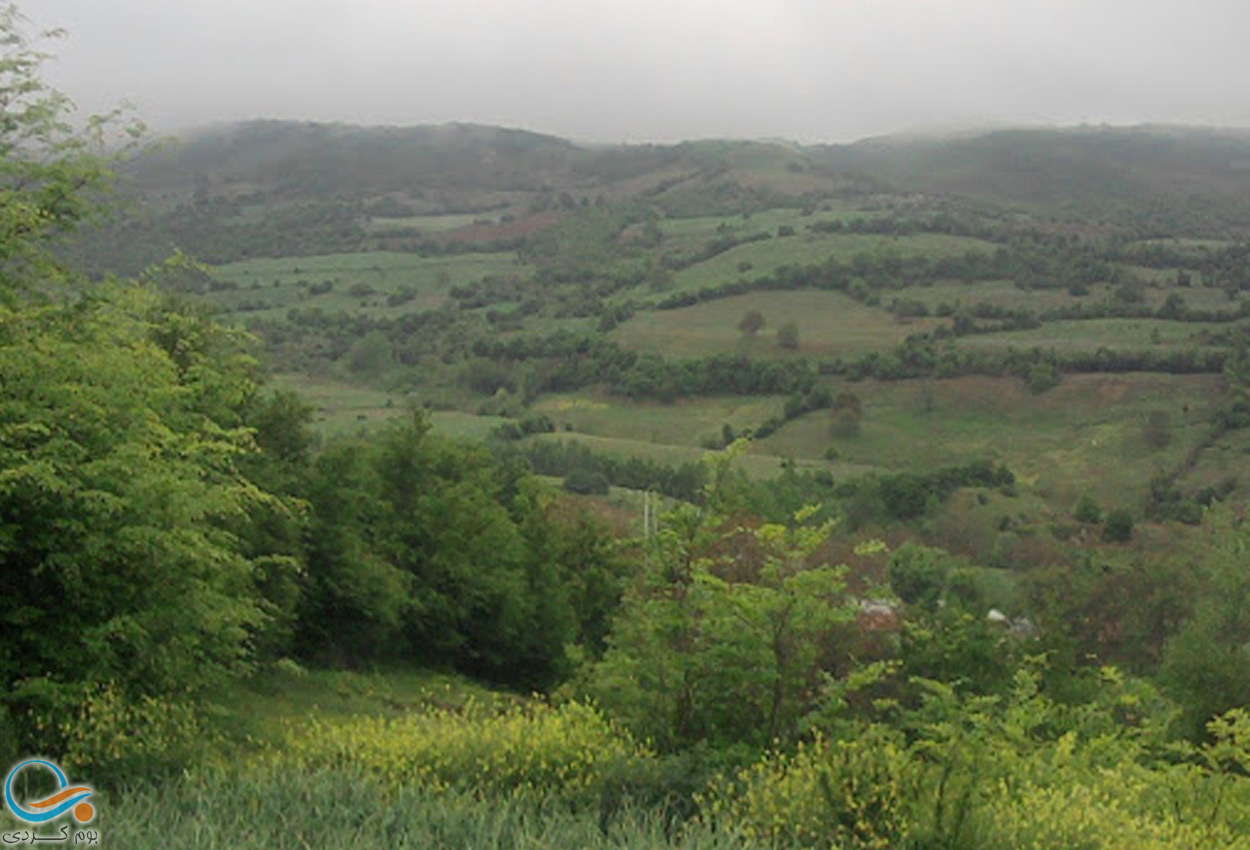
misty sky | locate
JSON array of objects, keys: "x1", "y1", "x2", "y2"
[{"x1": 30, "y1": 0, "x2": 1250, "y2": 143}]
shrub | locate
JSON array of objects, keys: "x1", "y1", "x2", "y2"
[
  {"x1": 1074, "y1": 494, "x2": 1103, "y2": 524},
  {"x1": 1103, "y1": 509, "x2": 1134, "y2": 543},
  {"x1": 57, "y1": 683, "x2": 211, "y2": 787},
  {"x1": 703, "y1": 728, "x2": 914, "y2": 850},
  {"x1": 279, "y1": 700, "x2": 646, "y2": 802},
  {"x1": 1026, "y1": 362, "x2": 1061, "y2": 394},
  {"x1": 776, "y1": 321, "x2": 800, "y2": 350},
  {"x1": 564, "y1": 468, "x2": 610, "y2": 495}
]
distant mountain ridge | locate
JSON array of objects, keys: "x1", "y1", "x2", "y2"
[
  {"x1": 77, "y1": 121, "x2": 1250, "y2": 276},
  {"x1": 135, "y1": 120, "x2": 1250, "y2": 214}
]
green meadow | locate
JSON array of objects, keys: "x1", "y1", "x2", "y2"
[
  {"x1": 757, "y1": 373, "x2": 1222, "y2": 510},
  {"x1": 614, "y1": 290, "x2": 943, "y2": 357},
  {"x1": 206, "y1": 250, "x2": 528, "y2": 320},
  {"x1": 957, "y1": 318, "x2": 1239, "y2": 352},
  {"x1": 662, "y1": 231, "x2": 995, "y2": 297}
]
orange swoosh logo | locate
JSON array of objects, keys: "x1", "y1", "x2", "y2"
[{"x1": 28, "y1": 787, "x2": 92, "y2": 809}]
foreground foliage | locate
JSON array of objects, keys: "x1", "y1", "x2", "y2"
[
  {"x1": 7, "y1": 771, "x2": 758, "y2": 850},
  {"x1": 276, "y1": 700, "x2": 644, "y2": 802}
]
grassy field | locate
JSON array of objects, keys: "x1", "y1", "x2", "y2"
[
  {"x1": 899, "y1": 273, "x2": 1242, "y2": 314},
  {"x1": 207, "y1": 250, "x2": 528, "y2": 321},
  {"x1": 613, "y1": 290, "x2": 943, "y2": 357},
  {"x1": 270, "y1": 372, "x2": 400, "y2": 435},
  {"x1": 366, "y1": 212, "x2": 496, "y2": 233},
  {"x1": 531, "y1": 393, "x2": 784, "y2": 448},
  {"x1": 529, "y1": 431, "x2": 870, "y2": 480},
  {"x1": 757, "y1": 373, "x2": 1222, "y2": 510},
  {"x1": 658, "y1": 231, "x2": 995, "y2": 299},
  {"x1": 268, "y1": 373, "x2": 509, "y2": 439},
  {"x1": 894, "y1": 279, "x2": 1110, "y2": 312},
  {"x1": 214, "y1": 667, "x2": 511, "y2": 749},
  {"x1": 956, "y1": 317, "x2": 1239, "y2": 352},
  {"x1": 1176, "y1": 428, "x2": 1250, "y2": 500},
  {"x1": 657, "y1": 203, "x2": 882, "y2": 241}
]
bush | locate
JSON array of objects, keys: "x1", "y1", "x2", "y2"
[
  {"x1": 704, "y1": 728, "x2": 914, "y2": 850},
  {"x1": 56, "y1": 683, "x2": 211, "y2": 787},
  {"x1": 1103, "y1": 509, "x2": 1135, "y2": 543},
  {"x1": 888, "y1": 543, "x2": 954, "y2": 610},
  {"x1": 776, "y1": 321, "x2": 800, "y2": 350},
  {"x1": 564, "y1": 468, "x2": 610, "y2": 495},
  {"x1": 1074, "y1": 494, "x2": 1103, "y2": 524},
  {"x1": 279, "y1": 701, "x2": 646, "y2": 802},
  {"x1": 1026, "y1": 362, "x2": 1061, "y2": 394}
]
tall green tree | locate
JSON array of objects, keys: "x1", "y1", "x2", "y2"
[
  {"x1": 0, "y1": 4, "x2": 140, "y2": 300},
  {"x1": 0, "y1": 6, "x2": 270, "y2": 757},
  {"x1": 1161, "y1": 505, "x2": 1250, "y2": 738},
  {"x1": 584, "y1": 449, "x2": 855, "y2": 750}
]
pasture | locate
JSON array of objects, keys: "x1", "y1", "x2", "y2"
[
  {"x1": 894, "y1": 279, "x2": 1108, "y2": 312},
  {"x1": 656, "y1": 203, "x2": 883, "y2": 241},
  {"x1": 531, "y1": 393, "x2": 785, "y2": 448},
  {"x1": 206, "y1": 250, "x2": 528, "y2": 321},
  {"x1": 756, "y1": 373, "x2": 1222, "y2": 510},
  {"x1": 613, "y1": 290, "x2": 944, "y2": 357},
  {"x1": 661, "y1": 231, "x2": 996, "y2": 298},
  {"x1": 528, "y1": 431, "x2": 854, "y2": 480},
  {"x1": 269, "y1": 373, "x2": 510, "y2": 439},
  {"x1": 956, "y1": 317, "x2": 1240, "y2": 352}
]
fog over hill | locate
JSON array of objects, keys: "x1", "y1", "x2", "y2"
[{"x1": 35, "y1": 0, "x2": 1250, "y2": 142}]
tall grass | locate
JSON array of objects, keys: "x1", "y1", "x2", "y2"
[{"x1": 96, "y1": 769, "x2": 760, "y2": 850}]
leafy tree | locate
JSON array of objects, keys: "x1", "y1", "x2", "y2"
[
  {"x1": 0, "y1": 8, "x2": 272, "y2": 757},
  {"x1": 345, "y1": 329, "x2": 394, "y2": 377},
  {"x1": 0, "y1": 4, "x2": 140, "y2": 299},
  {"x1": 737, "y1": 309, "x2": 765, "y2": 336},
  {"x1": 888, "y1": 543, "x2": 954, "y2": 611},
  {"x1": 1161, "y1": 505, "x2": 1250, "y2": 738},
  {"x1": 830, "y1": 391, "x2": 863, "y2": 438},
  {"x1": 583, "y1": 449, "x2": 855, "y2": 749},
  {"x1": 0, "y1": 285, "x2": 275, "y2": 721},
  {"x1": 296, "y1": 438, "x2": 409, "y2": 665},
  {"x1": 775, "y1": 320, "x2": 800, "y2": 350}
]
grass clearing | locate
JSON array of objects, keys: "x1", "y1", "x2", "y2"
[
  {"x1": 270, "y1": 372, "x2": 400, "y2": 435},
  {"x1": 1177, "y1": 428, "x2": 1250, "y2": 500},
  {"x1": 269, "y1": 373, "x2": 508, "y2": 439},
  {"x1": 208, "y1": 250, "x2": 528, "y2": 321},
  {"x1": 529, "y1": 431, "x2": 856, "y2": 480},
  {"x1": 660, "y1": 232, "x2": 995, "y2": 299},
  {"x1": 614, "y1": 290, "x2": 943, "y2": 357},
  {"x1": 758, "y1": 373, "x2": 1222, "y2": 510},
  {"x1": 895, "y1": 279, "x2": 1110, "y2": 312},
  {"x1": 657, "y1": 203, "x2": 880, "y2": 240},
  {"x1": 366, "y1": 212, "x2": 492, "y2": 233},
  {"x1": 214, "y1": 667, "x2": 508, "y2": 750},
  {"x1": 532, "y1": 393, "x2": 786, "y2": 448},
  {"x1": 956, "y1": 318, "x2": 1238, "y2": 352}
]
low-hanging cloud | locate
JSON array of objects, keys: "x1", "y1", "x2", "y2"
[{"x1": 30, "y1": 0, "x2": 1250, "y2": 143}]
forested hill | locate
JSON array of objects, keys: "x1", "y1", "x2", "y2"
[
  {"x1": 77, "y1": 121, "x2": 1250, "y2": 275},
  {"x1": 139, "y1": 121, "x2": 1250, "y2": 214},
  {"x1": 811, "y1": 126, "x2": 1250, "y2": 234}
]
